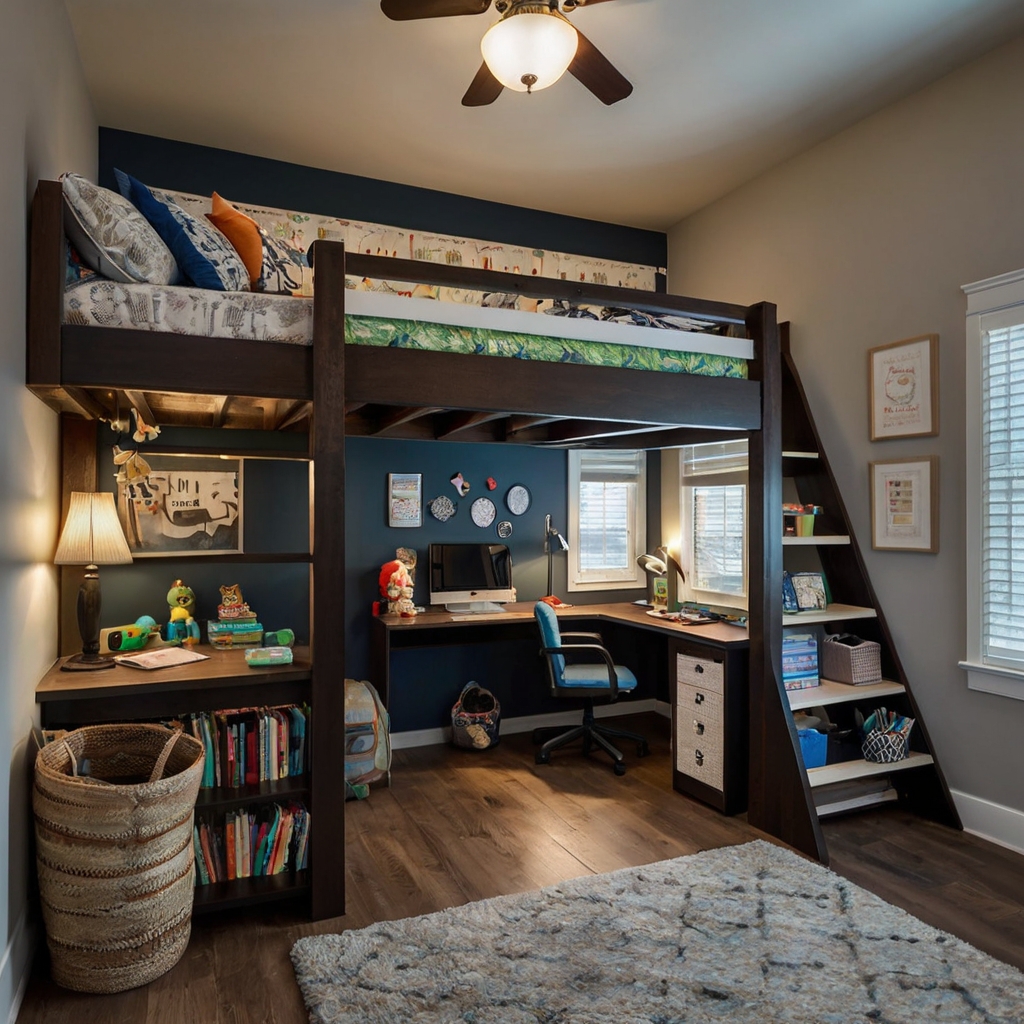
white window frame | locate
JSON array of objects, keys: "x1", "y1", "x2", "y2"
[
  {"x1": 567, "y1": 450, "x2": 646, "y2": 592},
  {"x1": 961, "y1": 268, "x2": 1024, "y2": 701}
]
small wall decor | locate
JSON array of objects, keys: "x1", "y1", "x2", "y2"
[
  {"x1": 497, "y1": 521, "x2": 513, "y2": 539},
  {"x1": 450, "y1": 472, "x2": 471, "y2": 497},
  {"x1": 486, "y1": 477, "x2": 497, "y2": 491},
  {"x1": 429, "y1": 495, "x2": 457, "y2": 522},
  {"x1": 504, "y1": 484, "x2": 532, "y2": 516},
  {"x1": 115, "y1": 453, "x2": 242, "y2": 557},
  {"x1": 868, "y1": 334, "x2": 939, "y2": 440},
  {"x1": 870, "y1": 456, "x2": 939, "y2": 552},
  {"x1": 471, "y1": 497, "x2": 497, "y2": 528},
  {"x1": 387, "y1": 473, "x2": 422, "y2": 528}
]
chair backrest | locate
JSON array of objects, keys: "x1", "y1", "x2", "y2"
[{"x1": 534, "y1": 601, "x2": 565, "y2": 686}]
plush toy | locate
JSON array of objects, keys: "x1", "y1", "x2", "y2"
[
  {"x1": 165, "y1": 579, "x2": 201, "y2": 645},
  {"x1": 378, "y1": 559, "x2": 416, "y2": 617}
]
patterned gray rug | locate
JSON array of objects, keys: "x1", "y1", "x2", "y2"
[{"x1": 291, "y1": 840, "x2": 1023, "y2": 1023}]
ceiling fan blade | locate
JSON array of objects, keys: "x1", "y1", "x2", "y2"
[
  {"x1": 568, "y1": 28, "x2": 633, "y2": 105},
  {"x1": 462, "y1": 62, "x2": 504, "y2": 106},
  {"x1": 380, "y1": 0, "x2": 491, "y2": 20}
]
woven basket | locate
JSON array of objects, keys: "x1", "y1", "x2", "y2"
[
  {"x1": 820, "y1": 634, "x2": 882, "y2": 685},
  {"x1": 861, "y1": 729, "x2": 909, "y2": 764},
  {"x1": 33, "y1": 723, "x2": 204, "y2": 993}
]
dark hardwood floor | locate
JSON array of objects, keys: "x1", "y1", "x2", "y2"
[{"x1": 18, "y1": 713, "x2": 1024, "y2": 1023}]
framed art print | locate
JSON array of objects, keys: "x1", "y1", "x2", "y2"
[
  {"x1": 388, "y1": 473, "x2": 422, "y2": 528},
  {"x1": 869, "y1": 334, "x2": 939, "y2": 440},
  {"x1": 870, "y1": 456, "x2": 939, "y2": 552}
]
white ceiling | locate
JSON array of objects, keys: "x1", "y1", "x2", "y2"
[{"x1": 64, "y1": 0, "x2": 1024, "y2": 231}]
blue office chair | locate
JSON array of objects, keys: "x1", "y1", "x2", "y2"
[{"x1": 534, "y1": 601, "x2": 650, "y2": 776}]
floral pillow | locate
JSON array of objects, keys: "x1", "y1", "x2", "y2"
[
  {"x1": 61, "y1": 173, "x2": 179, "y2": 285},
  {"x1": 114, "y1": 169, "x2": 248, "y2": 292}
]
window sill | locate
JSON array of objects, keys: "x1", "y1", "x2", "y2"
[{"x1": 959, "y1": 660, "x2": 1024, "y2": 701}]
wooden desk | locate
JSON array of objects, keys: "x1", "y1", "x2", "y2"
[{"x1": 372, "y1": 603, "x2": 750, "y2": 813}]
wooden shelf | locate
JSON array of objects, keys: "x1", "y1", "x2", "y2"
[
  {"x1": 192, "y1": 870, "x2": 310, "y2": 913},
  {"x1": 195, "y1": 776, "x2": 310, "y2": 811},
  {"x1": 806, "y1": 751, "x2": 934, "y2": 788},
  {"x1": 787, "y1": 678, "x2": 906, "y2": 711},
  {"x1": 782, "y1": 603, "x2": 877, "y2": 626},
  {"x1": 782, "y1": 450, "x2": 819, "y2": 459},
  {"x1": 782, "y1": 535, "x2": 851, "y2": 546}
]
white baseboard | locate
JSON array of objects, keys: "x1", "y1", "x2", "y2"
[
  {"x1": 1, "y1": 908, "x2": 35, "y2": 1024},
  {"x1": 951, "y1": 788, "x2": 1024, "y2": 856},
  {"x1": 391, "y1": 699, "x2": 660, "y2": 751}
]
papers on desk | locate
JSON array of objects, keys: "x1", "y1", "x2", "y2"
[{"x1": 113, "y1": 647, "x2": 210, "y2": 670}]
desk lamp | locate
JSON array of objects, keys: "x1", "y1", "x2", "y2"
[
  {"x1": 543, "y1": 513, "x2": 569, "y2": 598},
  {"x1": 54, "y1": 491, "x2": 133, "y2": 671}
]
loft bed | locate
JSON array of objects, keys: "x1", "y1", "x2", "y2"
[{"x1": 26, "y1": 178, "x2": 818, "y2": 922}]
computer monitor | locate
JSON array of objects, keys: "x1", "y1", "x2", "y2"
[{"x1": 428, "y1": 543, "x2": 514, "y2": 613}]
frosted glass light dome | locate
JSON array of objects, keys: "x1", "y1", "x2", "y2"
[{"x1": 481, "y1": 9, "x2": 579, "y2": 93}]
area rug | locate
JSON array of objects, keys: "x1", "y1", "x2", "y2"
[{"x1": 291, "y1": 840, "x2": 1024, "y2": 1023}]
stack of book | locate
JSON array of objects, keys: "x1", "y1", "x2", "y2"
[
  {"x1": 207, "y1": 584, "x2": 263, "y2": 648},
  {"x1": 193, "y1": 801, "x2": 310, "y2": 885},
  {"x1": 181, "y1": 704, "x2": 309, "y2": 788},
  {"x1": 782, "y1": 632, "x2": 819, "y2": 691}
]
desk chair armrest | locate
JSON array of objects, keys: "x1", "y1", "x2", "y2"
[
  {"x1": 560, "y1": 632, "x2": 604, "y2": 642},
  {"x1": 543, "y1": 642, "x2": 619, "y2": 696}
]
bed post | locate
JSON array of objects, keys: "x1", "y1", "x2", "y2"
[
  {"x1": 746, "y1": 302, "x2": 827, "y2": 863},
  {"x1": 310, "y1": 240, "x2": 347, "y2": 920}
]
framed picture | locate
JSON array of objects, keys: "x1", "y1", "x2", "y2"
[
  {"x1": 116, "y1": 454, "x2": 243, "y2": 557},
  {"x1": 868, "y1": 334, "x2": 938, "y2": 440},
  {"x1": 388, "y1": 473, "x2": 422, "y2": 528},
  {"x1": 870, "y1": 456, "x2": 939, "y2": 552}
]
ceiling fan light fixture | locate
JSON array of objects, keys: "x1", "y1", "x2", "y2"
[{"x1": 480, "y1": 6, "x2": 578, "y2": 94}]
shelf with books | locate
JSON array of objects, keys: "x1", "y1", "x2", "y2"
[
  {"x1": 786, "y1": 678, "x2": 906, "y2": 711},
  {"x1": 782, "y1": 535, "x2": 851, "y2": 546},
  {"x1": 195, "y1": 776, "x2": 311, "y2": 812},
  {"x1": 193, "y1": 870, "x2": 310, "y2": 914},
  {"x1": 781, "y1": 603, "x2": 876, "y2": 626}
]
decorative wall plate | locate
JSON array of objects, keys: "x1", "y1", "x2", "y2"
[
  {"x1": 429, "y1": 495, "x2": 457, "y2": 522},
  {"x1": 496, "y1": 520, "x2": 513, "y2": 539},
  {"x1": 505, "y1": 484, "x2": 531, "y2": 516},
  {"x1": 471, "y1": 497, "x2": 496, "y2": 528}
]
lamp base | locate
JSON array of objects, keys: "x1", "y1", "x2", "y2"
[{"x1": 61, "y1": 652, "x2": 117, "y2": 672}]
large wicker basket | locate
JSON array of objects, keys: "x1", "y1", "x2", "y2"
[{"x1": 33, "y1": 724, "x2": 204, "y2": 993}]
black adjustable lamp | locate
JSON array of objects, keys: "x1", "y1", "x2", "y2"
[{"x1": 543, "y1": 513, "x2": 569, "y2": 598}]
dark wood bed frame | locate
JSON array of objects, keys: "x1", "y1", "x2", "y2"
[{"x1": 27, "y1": 179, "x2": 825, "y2": 922}]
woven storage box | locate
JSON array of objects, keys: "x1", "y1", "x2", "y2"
[
  {"x1": 451, "y1": 683, "x2": 500, "y2": 751},
  {"x1": 820, "y1": 634, "x2": 882, "y2": 685},
  {"x1": 862, "y1": 729, "x2": 910, "y2": 763},
  {"x1": 33, "y1": 724, "x2": 204, "y2": 994}
]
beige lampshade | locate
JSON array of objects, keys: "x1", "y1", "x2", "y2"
[{"x1": 54, "y1": 492, "x2": 133, "y2": 566}]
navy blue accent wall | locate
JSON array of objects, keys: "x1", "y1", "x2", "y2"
[{"x1": 98, "y1": 129, "x2": 667, "y2": 273}]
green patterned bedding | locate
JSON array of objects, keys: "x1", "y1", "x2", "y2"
[{"x1": 346, "y1": 315, "x2": 748, "y2": 378}]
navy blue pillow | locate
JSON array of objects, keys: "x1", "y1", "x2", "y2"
[{"x1": 113, "y1": 169, "x2": 247, "y2": 291}]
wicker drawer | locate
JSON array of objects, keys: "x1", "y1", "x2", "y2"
[
  {"x1": 675, "y1": 682, "x2": 723, "y2": 729},
  {"x1": 676, "y1": 652, "x2": 724, "y2": 695},
  {"x1": 674, "y1": 718, "x2": 724, "y2": 791}
]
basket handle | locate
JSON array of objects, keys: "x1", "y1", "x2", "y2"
[
  {"x1": 61, "y1": 740, "x2": 78, "y2": 777},
  {"x1": 149, "y1": 731, "x2": 181, "y2": 783}
]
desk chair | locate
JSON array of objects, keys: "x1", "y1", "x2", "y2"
[{"x1": 533, "y1": 601, "x2": 649, "y2": 776}]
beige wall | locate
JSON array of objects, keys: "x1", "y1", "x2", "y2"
[
  {"x1": 0, "y1": 0, "x2": 95, "y2": 1015},
  {"x1": 668, "y1": 34, "x2": 1024, "y2": 826}
]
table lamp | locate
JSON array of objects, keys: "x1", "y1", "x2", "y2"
[
  {"x1": 54, "y1": 491, "x2": 133, "y2": 671},
  {"x1": 543, "y1": 513, "x2": 569, "y2": 598}
]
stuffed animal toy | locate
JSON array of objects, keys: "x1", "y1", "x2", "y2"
[
  {"x1": 165, "y1": 579, "x2": 201, "y2": 645},
  {"x1": 378, "y1": 559, "x2": 416, "y2": 617}
]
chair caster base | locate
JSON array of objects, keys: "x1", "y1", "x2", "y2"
[
  {"x1": 613, "y1": 762, "x2": 626, "y2": 776},
  {"x1": 535, "y1": 752, "x2": 550, "y2": 765},
  {"x1": 637, "y1": 741, "x2": 650, "y2": 757}
]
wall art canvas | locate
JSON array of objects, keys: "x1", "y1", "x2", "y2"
[
  {"x1": 870, "y1": 456, "x2": 939, "y2": 552},
  {"x1": 869, "y1": 334, "x2": 939, "y2": 440},
  {"x1": 388, "y1": 473, "x2": 423, "y2": 528},
  {"x1": 116, "y1": 454, "x2": 242, "y2": 556}
]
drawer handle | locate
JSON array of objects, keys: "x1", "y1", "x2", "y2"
[
  {"x1": 694, "y1": 693, "x2": 704, "y2": 705},
  {"x1": 694, "y1": 664, "x2": 704, "y2": 674},
  {"x1": 695, "y1": 749, "x2": 704, "y2": 767},
  {"x1": 693, "y1": 720, "x2": 704, "y2": 736}
]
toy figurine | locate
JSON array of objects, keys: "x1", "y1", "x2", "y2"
[
  {"x1": 378, "y1": 558, "x2": 416, "y2": 617},
  {"x1": 165, "y1": 579, "x2": 201, "y2": 646}
]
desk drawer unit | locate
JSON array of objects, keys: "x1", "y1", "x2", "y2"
[{"x1": 671, "y1": 639, "x2": 748, "y2": 815}]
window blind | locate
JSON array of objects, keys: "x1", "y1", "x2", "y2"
[
  {"x1": 982, "y1": 318, "x2": 1024, "y2": 669},
  {"x1": 692, "y1": 484, "x2": 746, "y2": 595}
]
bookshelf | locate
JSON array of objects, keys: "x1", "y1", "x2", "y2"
[{"x1": 777, "y1": 326, "x2": 959, "y2": 834}]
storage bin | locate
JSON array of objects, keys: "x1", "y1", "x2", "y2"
[
  {"x1": 820, "y1": 633, "x2": 882, "y2": 684},
  {"x1": 451, "y1": 683, "x2": 501, "y2": 750},
  {"x1": 797, "y1": 728, "x2": 828, "y2": 769},
  {"x1": 862, "y1": 729, "x2": 909, "y2": 763},
  {"x1": 33, "y1": 724, "x2": 204, "y2": 993}
]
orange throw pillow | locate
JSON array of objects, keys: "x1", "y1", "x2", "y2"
[{"x1": 206, "y1": 193, "x2": 262, "y2": 288}]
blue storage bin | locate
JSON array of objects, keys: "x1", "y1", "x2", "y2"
[{"x1": 798, "y1": 728, "x2": 828, "y2": 769}]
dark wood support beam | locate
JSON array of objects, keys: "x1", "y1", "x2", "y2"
[
  {"x1": 434, "y1": 410, "x2": 507, "y2": 439},
  {"x1": 370, "y1": 406, "x2": 444, "y2": 435},
  {"x1": 535, "y1": 419, "x2": 678, "y2": 445},
  {"x1": 211, "y1": 396, "x2": 230, "y2": 429},
  {"x1": 63, "y1": 387, "x2": 109, "y2": 422},
  {"x1": 124, "y1": 390, "x2": 157, "y2": 430},
  {"x1": 506, "y1": 415, "x2": 565, "y2": 437},
  {"x1": 277, "y1": 400, "x2": 312, "y2": 431}
]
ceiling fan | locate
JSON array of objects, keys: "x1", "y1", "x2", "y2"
[{"x1": 380, "y1": 0, "x2": 633, "y2": 107}]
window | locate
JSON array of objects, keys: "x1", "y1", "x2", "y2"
[
  {"x1": 567, "y1": 450, "x2": 646, "y2": 591},
  {"x1": 681, "y1": 440, "x2": 748, "y2": 606},
  {"x1": 963, "y1": 272, "x2": 1024, "y2": 700}
]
